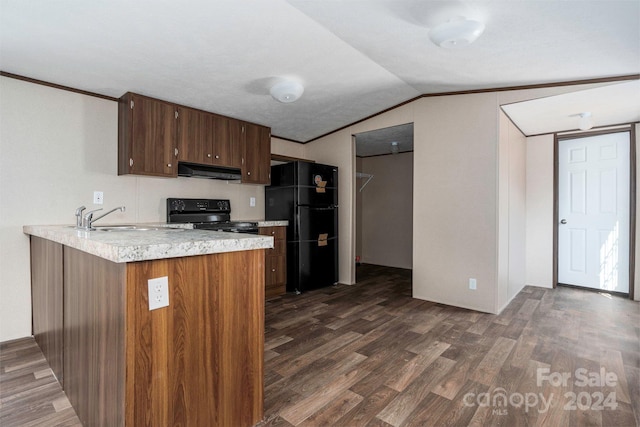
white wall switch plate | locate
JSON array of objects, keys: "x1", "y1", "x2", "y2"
[
  {"x1": 148, "y1": 276, "x2": 169, "y2": 310},
  {"x1": 250, "y1": 197, "x2": 256, "y2": 207},
  {"x1": 469, "y1": 278, "x2": 477, "y2": 290},
  {"x1": 93, "y1": 191, "x2": 104, "y2": 205}
]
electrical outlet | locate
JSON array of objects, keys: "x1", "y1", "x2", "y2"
[
  {"x1": 469, "y1": 278, "x2": 477, "y2": 290},
  {"x1": 250, "y1": 197, "x2": 256, "y2": 207},
  {"x1": 148, "y1": 276, "x2": 169, "y2": 310},
  {"x1": 93, "y1": 191, "x2": 104, "y2": 205}
]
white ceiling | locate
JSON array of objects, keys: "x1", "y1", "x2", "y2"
[
  {"x1": 1, "y1": 1, "x2": 638, "y2": 142},
  {"x1": 355, "y1": 123, "x2": 414, "y2": 157},
  {"x1": 502, "y1": 80, "x2": 640, "y2": 136}
]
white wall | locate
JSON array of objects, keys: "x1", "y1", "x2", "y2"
[
  {"x1": 0, "y1": 77, "x2": 268, "y2": 342},
  {"x1": 525, "y1": 135, "x2": 555, "y2": 287},
  {"x1": 306, "y1": 81, "x2": 629, "y2": 314},
  {"x1": 413, "y1": 93, "x2": 499, "y2": 313},
  {"x1": 506, "y1": 115, "x2": 527, "y2": 303},
  {"x1": 360, "y1": 152, "x2": 413, "y2": 269},
  {"x1": 271, "y1": 136, "x2": 306, "y2": 159}
]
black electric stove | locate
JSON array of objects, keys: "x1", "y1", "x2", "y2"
[{"x1": 167, "y1": 198, "x2": 258, "y2": 234}]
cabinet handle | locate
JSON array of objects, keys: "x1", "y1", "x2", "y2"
[
  {"x1": 129, "y1": 158, "x2": 134, "y2": 167},
  {"x1": 207, "y1": 153, "x2": 212, "y2": 158},
  {"x1": 271, "y1": 231, "x2": 275, "y2": 235},
  {"x1": 174, "y1": 148, "x2": 178, "y2": 156},
  {"x1": 272, "y1": 268, "x2": 276, "y2": 272},
  {"x1": 167, "y1": 163, "x2": 172, "y2": 167},
  {"x1": 247, "y1": 171, "x2": 251, "y2": 176},
  {"x1": 215, "y1": 155, "x2": 220, "y2": 159}
]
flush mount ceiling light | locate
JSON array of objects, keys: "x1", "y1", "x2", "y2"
[
  {"x1": 577, "y1": 112, "x2": 593, "y2": 131},
  {"x1": 429, "y1": 16, "x2": 485, "y2": 48},
  {"x1": 390, "y1": 141, "x2": 399, "y2": 154},
  {"x1": 270, "y1": 79, "x2": 304, "y2": 103},
  {"x1": 570, "y1": 112, "x2": 594, "y2": 130}
]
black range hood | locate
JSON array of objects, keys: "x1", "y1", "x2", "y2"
[{"x1": 177, "y1": 162, "x2": 242, "y2": 180}]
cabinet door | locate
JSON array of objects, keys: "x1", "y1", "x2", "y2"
[
  {"x1": 211, "y1": 115, "x2": 232, "y2": 166},
  {"x1": 30, "y1": 238, "x2": 64, "y2": 385},
  {"x1": 228, "y1": 119, "x2": 244, "y2": 168},
  {"x1": 127, "y1": 94, "x2": 178, "y2": 177},
  {"x1": 260, "y1": 226, "x2": 286, "y2": 299},
  {"x1": 242, "y1": 122, "x2": 271, "y2": 184},
  {"x1": 177, "y1": 107, "x2": 215, "y2": 165}
]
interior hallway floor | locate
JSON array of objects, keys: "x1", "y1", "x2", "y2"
[
  {"x1": 259, "y1": 264, "x2": 639, "y2": 426},
  {"x1": 1, "y1": 264, "x2": 638, "y2": 426}
]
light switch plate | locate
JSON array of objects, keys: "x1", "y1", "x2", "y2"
[
  {"x1": 250, "y1": 197, "x2": 256, "y2": 207},
  {"x1": 148, "y1": 276, "x2": 169, "y2": 310},
  {"x1": 469, "y1": 278, "x2": 477, "y2": 290}
]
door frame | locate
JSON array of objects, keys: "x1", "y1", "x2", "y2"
[{"x1": 553, "y1": 125, "x2": 636, "y2": 298}]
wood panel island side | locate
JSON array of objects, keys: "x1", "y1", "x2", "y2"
[{"x1": 24, "y1": 225, "x2": 272, "y2": 427}]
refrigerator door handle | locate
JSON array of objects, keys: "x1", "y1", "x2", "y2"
[{"x1": 299, "y1": 206, "x2": 337, "y2": 211}]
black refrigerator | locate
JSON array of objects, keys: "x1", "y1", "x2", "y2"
[{"x1": 265, "y1": 161, "x2": 338, "y2": 293}]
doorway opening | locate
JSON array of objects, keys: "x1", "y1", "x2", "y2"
[
  {"x1": 555, "y1": 127, "x2": 635, "y2": 298},
  {"x1": 353, "y1": 123, "x2": 414, "y2": 283}
]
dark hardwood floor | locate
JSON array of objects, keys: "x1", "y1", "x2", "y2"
[
  {"x1": 259, "y1": 264, "x2": 639, "y2": 427},
  {"x1": 0, "y1": 337, "x2": 81, "y2": 426},
  {"x1": 1, "y1": 264, "x2": 639, "y2": 426}
]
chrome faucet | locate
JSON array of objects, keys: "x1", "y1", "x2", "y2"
[
  {"x1": 80, "y1": 206, "x2": 126, "y2": 230},
  {"x1": 75, "y1": 206, "x2": 86, "y2": 228}
]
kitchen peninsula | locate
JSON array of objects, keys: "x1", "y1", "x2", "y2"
[{"x1": 24, "y1": 225, "x2": 273, "y2": 427}]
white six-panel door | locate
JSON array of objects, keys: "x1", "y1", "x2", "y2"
[{"x1": 558, "y1": 131, "x2": 630, "y2": 293}]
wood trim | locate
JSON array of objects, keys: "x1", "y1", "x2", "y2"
[
  {"x1": 271, "y1": 153, "x2": 315, "y2": 163},
  {"x1": 304, "y1": 74, "x2": 640, "y2": 144},
  {"x1": 629, "y1": 125, "x2": 636, "y2": 300},
  {"x1": 304, "y1": 95, "x2": 422, "y2": 143},
  {"x1": 4, "y1": 70, "x2": 637, "y2": 144},
  {"x1": 553, "y1": 135, "x2": 559, "y2": 289},
  {"x1": 523, "y1": 121, "x2": 639, "y2": 138},
  {"x1": 356, "y1": 150, "x2": 414, "y2": 159},
  {"x1": 271, "y1": 135, "x2": 304, "y2": 144},
  {"x1": 0, "y1": 71, "x2": 118, "y2": 101},
  {"x1": 555, "y1": 127, "x2": 635, "y2": 298}
]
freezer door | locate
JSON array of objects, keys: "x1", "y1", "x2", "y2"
[{"x1": 297, "y1": 162, "x2": 338, "y2": 207}]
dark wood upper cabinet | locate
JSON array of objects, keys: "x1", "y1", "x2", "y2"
[
  {"x1": 118, "y1": 92, "x2": 178, "y2": 177},
  {"x1": 176, "y1": 106, "x2": 215, "y2": 165},
  {"x1": 228, "y1": 117, "x2": 244, "y2": 169},
  {"x1": 178, "y1": 111, "x2": 246, "y2": 168},
  {"x1": 119, "y1": 92, "x2": 271, "y2": 183},
  {"x1": 242, "y1": 122, "x2": 271, "y2": 185}
]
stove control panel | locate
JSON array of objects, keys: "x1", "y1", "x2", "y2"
[{"x1": 168, "y1": 198, "x2": 230, "y2": 214}]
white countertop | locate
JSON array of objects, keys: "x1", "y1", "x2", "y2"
[{"x1": 23, "y1": 224, "x2": 274, "y2": 264}]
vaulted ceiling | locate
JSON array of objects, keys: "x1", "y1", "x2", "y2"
[{"x1": 1, "y1": 1, "x2": 638, "y2": 142}]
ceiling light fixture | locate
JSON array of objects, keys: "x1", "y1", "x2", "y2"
[
  {"x1": 390, "y1": 141, "x2": 399, "y2": 154},
  {"x1": 577, "y1": 112, "x2": 593, "y2": 131},
  {"x1": 429, "y1": 16, "x2": 485, "y2": 48},
  {"x1": 270, "y1": 79, "x2": 304, "y2": 103}
]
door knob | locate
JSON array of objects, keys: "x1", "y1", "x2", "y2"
[{"x1": 560, "y1": 219, "x2": 567, "y2": 224}]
